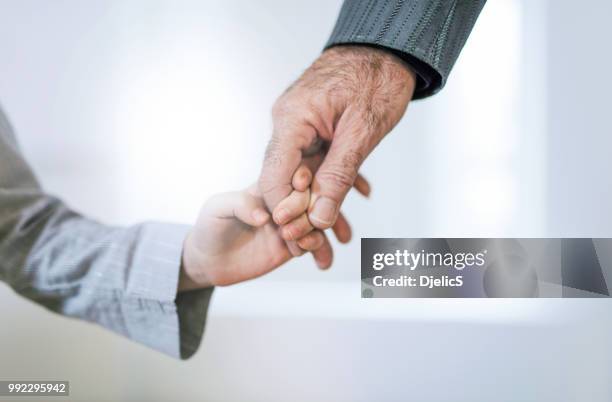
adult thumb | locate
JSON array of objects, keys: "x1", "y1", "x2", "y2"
[{"x1": 308, "y1": 138, "x2": 365, "y2": 229}]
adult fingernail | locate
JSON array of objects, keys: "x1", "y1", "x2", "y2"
[
  {"x1": 274, "y1": 208, "x2": 290, "y2": 225},
  {"x1": 310, "y1": 197, "x2": 337, "y2": 227}
]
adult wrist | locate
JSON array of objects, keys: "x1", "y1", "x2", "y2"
[{"x1": 325, "y1": 45, "x2": 417, "y2": 85}]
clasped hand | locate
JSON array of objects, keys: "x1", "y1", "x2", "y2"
[{"x1": 179, "y1": 45, "x2": 416, "y2": 290}]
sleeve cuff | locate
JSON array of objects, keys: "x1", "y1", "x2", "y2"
[
  {"x1": 120, "y1": 222, "x2": 214, "y2": 359},
  {"x1": 325, "y1": 0, "x2": 486, "y2": 99}
]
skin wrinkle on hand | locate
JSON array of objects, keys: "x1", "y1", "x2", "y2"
[
  {"x1": 263, "y1": 136, "x2": 283, "y2": 169},
  {"x1": 259, "y1": 45, "x2": 416, "y2": 267}
]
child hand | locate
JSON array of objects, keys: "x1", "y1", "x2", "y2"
[
  {"x1": 272, "y1": 168, "x2": 371, "y2": 261},
  {"x1": 269, "y1": 164, "x2": 335, "y2": 269},
  {"x1": 272, "y1": 165, "x2": 320, "y2": 247},
  {"x1": 180, "y1": 183, "x2": 326, "y2": 289}
]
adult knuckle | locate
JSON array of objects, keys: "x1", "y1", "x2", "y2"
[
  {"x1": 341, "y1": 149, "x2": 364, "y2": 170},
  {"x1": 271, "y1": 99, "x2": 287, "y2": 119},
  {"x1": 263, "y1": 136, "x2": 283, "y2": 168},
  {"x1": 272, "y1": 93, "x2": 300, "y2": 120},
  {"x1": 258, "y1": 181, "x2": 293, "y2": 203},
  {"x1": 318, "y1": 168, "x2": 355, "y2": 189}
]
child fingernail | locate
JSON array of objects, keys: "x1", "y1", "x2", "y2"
[{"x1": 274, "y1": 208, "x2": 290, "y2": 224}]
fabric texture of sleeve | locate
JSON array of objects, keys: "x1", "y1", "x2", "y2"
[
  {"x1": 0, "y1": 106, "x2": 212, "y2": 359},
  {"x1": 326, "y1": 0, "x2": 486, "y2": 99}
]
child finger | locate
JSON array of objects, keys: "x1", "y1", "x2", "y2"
[
  {"x1": 209, "y1": 191, "x2": 269, "y2": 227},
  {"x1": 273, "y1": 189, "x2": 310, "y2": 225},
  {"x1": 280, "y1": 213, "x2": 315, "y2": 241},
  {"x1": 292, "y1": 164, "x2": 313, "y2": 192},
  {"x1": 297, "y1": 230, "x2": 325, "y2": 251},
  {"x1": 286, "y1": 239, "x2": 306, "y2": 257}
]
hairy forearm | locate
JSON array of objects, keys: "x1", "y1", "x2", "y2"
[
  {"x1": 278, "y1": 46, "x2": 416, "y2": 141},
  {"x1": 326, "y1": 0, "x2": 487, "y2": 99}
]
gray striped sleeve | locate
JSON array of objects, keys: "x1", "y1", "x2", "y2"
[
  {"x1": 0, "y1": 105, "x2": 212, "y2": 359},
  {"x1": 326, "y1": 0, "x2": 486, "y2": 99}
]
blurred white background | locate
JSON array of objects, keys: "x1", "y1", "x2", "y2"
[{"x1": 0, "y1": 1, "x2": 610, "y2": 401}]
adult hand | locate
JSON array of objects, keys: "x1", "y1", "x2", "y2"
[{"x1": 259, "y1": 45, "x2": 416, "y2": 258}]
